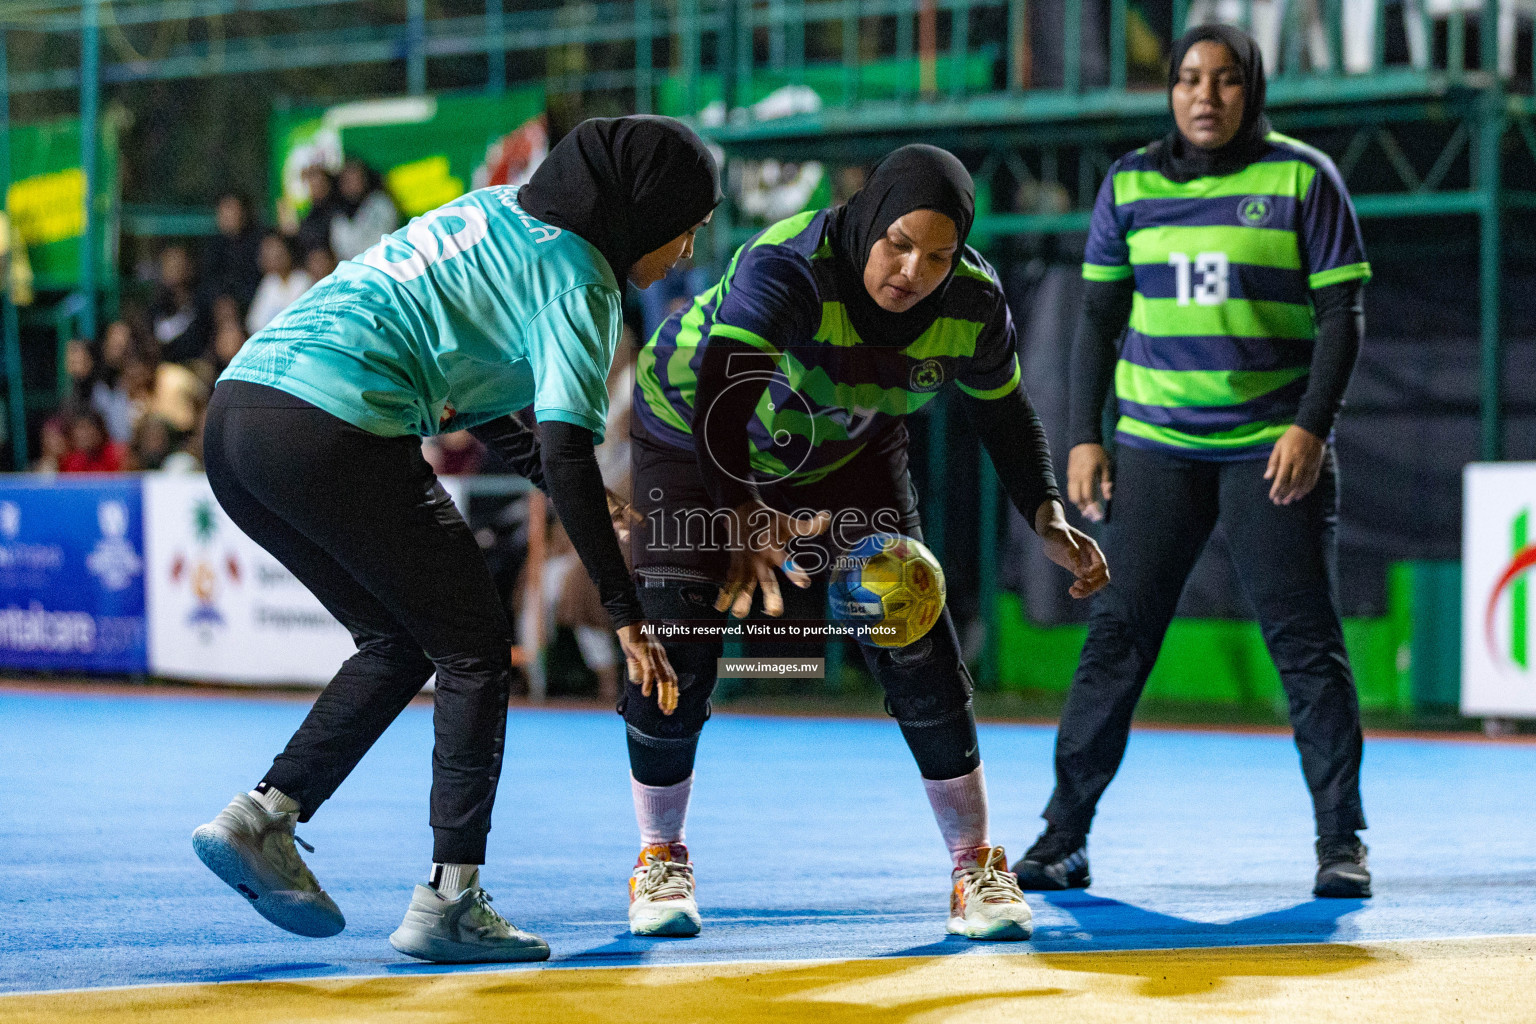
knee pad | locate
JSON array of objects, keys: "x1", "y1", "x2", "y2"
[
  {"x1": 619, "y1": 578, "x2": 722, "y2": 745},
  {"x1": 863, "y1": 615, "x2": 974, "y2": 729}
]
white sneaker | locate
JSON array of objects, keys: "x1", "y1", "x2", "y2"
[
  {"x1": 946, "y1": 845, "x2": 1034, "y2": 941},
  {"x1": 628, "y1": 842, "x2": 701, "y2": 937},
  {"x1": 192, "y1": 792, "x2": 345, "y2": 938},
  {"x1": 389, "y1": 883, "x2": 550, "y2": 963}
]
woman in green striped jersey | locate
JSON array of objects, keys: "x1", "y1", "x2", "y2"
[{"x1": 1014, "y1": 24, "x2": 1373, "y2": 900}]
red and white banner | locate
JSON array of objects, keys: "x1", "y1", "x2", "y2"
[{"x1": 1461, "y1": 463, "x2": 1536, "y2": 717}]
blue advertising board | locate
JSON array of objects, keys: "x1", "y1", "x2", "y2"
[{"x1": 0, "y1": 476, "x2": 147, "y2": 673}]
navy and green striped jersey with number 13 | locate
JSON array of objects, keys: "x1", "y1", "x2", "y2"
[
  {"x1": 635, "y1": 209, "x2": 1021, "y2": 486},
  {"x1": 1083, "y1": 131, "x2": 1371, "y2": 460}
]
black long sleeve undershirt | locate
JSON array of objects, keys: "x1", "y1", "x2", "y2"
[
  {"x1": 960, "y1": 387, "x2": 1062, "y2": 531},
  {"x1": 693, "y1": 337, "x2": 775, "y2": 511},
  {"x1": 1067, "y1": 277, "x2": 1365, "y2": 447},
  {"x1": 468, "y1": 415, "x2": 547, "y2": 490},
  {"x1": 537, "y1": 420, "x2": 644, "y2": 630}
]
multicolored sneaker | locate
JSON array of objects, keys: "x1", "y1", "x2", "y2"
[
  {"x1": 628, "y1": 842, "x2": 701, "y2": 937},
  {"x1": 947, "y1": 845, "x2": 1033, "y2": 941}
]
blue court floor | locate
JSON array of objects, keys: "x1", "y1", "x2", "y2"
[{"x1": 2, "y1": 687, "x2": 1534, "y2": 995}]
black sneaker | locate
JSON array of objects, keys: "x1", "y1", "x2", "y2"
[
  {"x1": 1011, "y1": 827, "x2": 1090, "y2": 890},
  {"x1": 1313, "y1": 834, "x2": 1372, "y2": 898}
]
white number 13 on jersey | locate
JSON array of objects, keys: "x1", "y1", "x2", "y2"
[{"x1": 1168, "y1": 251, "x2": 1229, "y2": 306}]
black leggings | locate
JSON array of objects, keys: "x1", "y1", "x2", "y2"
[
  {"x1": 204, "y1": 381, "x2": 513, "y2": 864},
  {"x1": 1044, "y1": 444, "x2": 1366, "y2": 838}
]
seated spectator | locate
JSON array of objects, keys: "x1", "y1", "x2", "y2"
[
  {"x1": 161, "y1": 405, "x2": 206, "y2": 473},
  {"x1": 331, "y1": 158, "x2": 399, "y2": 260},
  {"x1": 246, "y1": 233, "x2": 313, "y2": 335},
  {"x1": 422, "y1": 430, "x2": 486, "y2": 476},
  {"x1": 210, "y1": 293, "x2": 243, "y2": 333},
  {"x1": 64, "y1": 338, "x2": 95, "y2": 407},
  {"x1": 151, "y1": 244, "x2": 211, "y2": 364},
  {"x1": 200, "y1": 192, "x2": 262, "y2": 313},
  {"x1": 304, "y1": 242, "x2": 339, "y2": 283},
  {"x1": 90, "y1": 316, "x2": 156, "y2": 443},
  {"x1": 60, "y1": 410, "x2": 126, "y2": 473},
  {"x1": 31, "y1": 413, "x2": 72, "y2": 473},
  {"x1": 128, "y1": 413, "x2": 176, "y2": 471},
  {"x1": 210, "y1": 318, "x2": 247, "y2": 376},
  {"x1": 283, "y1": 164, "x2": 342, "y2": 259}
]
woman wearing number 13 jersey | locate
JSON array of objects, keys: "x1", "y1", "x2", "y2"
[
  {"x1": 192, "y1": 117, "x2": 718, "y2": 964},
  {"x1": 1013, "y1": 25, "x2": 1375, "y2": 899}
]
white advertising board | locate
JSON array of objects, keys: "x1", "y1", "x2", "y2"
[
  {"x1": 144, "y1": 473, "x2": 464, "y2": 686},
  {"x1": 1461, "y1": 462, "x2": 1536, "y2": 717}
]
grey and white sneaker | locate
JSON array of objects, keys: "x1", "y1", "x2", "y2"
[
  {"x1": 192, "y1": 792, "x2": 345, "y2": 937},
  {"x1": 389, "y1": 884, "x2": 551, "y2": 963}
]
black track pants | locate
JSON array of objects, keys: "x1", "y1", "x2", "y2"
[
  {"x1": 204, "y1": 381, "x2": 513, "y2": 864},
  {"x1": 1044, "y1": 444, "x2": 1366, "y2": 838}
]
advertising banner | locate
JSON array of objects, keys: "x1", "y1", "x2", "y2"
[
  {"x1": 144, "y1": 473, "x2": 465, "y2": 686},
  {"x1": 144, "y1": 473, "x2": 355, "y2": 685},
  {"x1": 6, "y1": 115, "x2": 120, "y2": 289},
  {"x1": 0, "y1": 476, "x2": 146, "y2": 673},
  {"x1": 269, "y1": 89, "x2": 546, "y2": 223},
  {"x1": 1461, "y1": 463, "x2": 1536, "y2": 717}
]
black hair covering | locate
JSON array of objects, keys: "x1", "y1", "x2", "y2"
[
  {"x1": 828, "y1": 144, "x2": 975, "y2": 347},
  {"x1": 1153, "y1": 23, "x2": 1273, "y2": 183},
  {"x1": 517, "y1": 115, "x2": 722, "y2": 281}
]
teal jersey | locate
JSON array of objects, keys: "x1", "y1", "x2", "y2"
[
  {"x1": 1083, "y1": 132, "x2": 1371, "y2": 459},
  {"x1": 635, "y1": 209, "x2": 1021, "y2": 486},
  {"x1": 222, "y1": 186, "x2": 624, "y2": 440}
]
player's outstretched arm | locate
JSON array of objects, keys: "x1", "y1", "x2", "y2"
[{"x1": 538, "y1": 420, "x2": 679, "y2": 706}]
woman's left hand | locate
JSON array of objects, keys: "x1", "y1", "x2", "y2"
[
  {"x1": 1264, "y1": 425, "x2": 1325, "y2": 505},
  {"x1": 1035, "y1": 500, "x2": 1110, "y2": 599}
]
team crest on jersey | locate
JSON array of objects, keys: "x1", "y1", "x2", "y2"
[
  {"x1": 1237, "y1": 196, "x2": 1273, "y2": 226},
  {"x1": 910, "y1": 359, "x2": 945, "y2": 392}
]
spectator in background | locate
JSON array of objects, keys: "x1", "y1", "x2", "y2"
[
  {"x1": 293, "y1": 165, "x2": 342, "y2": 259},
  {"x1": 91, "y1": 315, "x2": 156, "y2": 443},
  {"x1": 64, "y1": 338, "x2": 95, "y2": 407},
  {"x1": 60, "y1": 409, "x2": 126, "y2": 473},
  {"x1": 211, "y1": 318, "x2": 248, "y2": 376},
  {"x1": 162, "y1": 405, "x2": 206, "y2": 472},
  {"x1": 304, "y1": 242, "x2": 339, "y2": 284},
  {"x1": 421, "y1": 430, "x2": 486, "y2": 476},
  {"x1": 246, "y1": 233, "x2": 313, "y2": 335},
  {"x1": 151, "y1": 244, "x2": 211, "y2": 364},
  {"x1": 330, "y1": 158, "x2": 399, "y2": 261},
  {"x1": 129, "y1": 413, "x2": 175, "y2": 471},
  {"x1": 32, "y1": 413, "x2": 72, "y2": 473},
  {"x1": 201, "y1": 192, "x2": 263, "y2": 313}
]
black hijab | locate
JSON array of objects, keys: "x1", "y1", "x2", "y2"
[
  {"x1": 1153, "y1": 23, "x2": 1272, "y2": 183},
  {"x1": 518, "y1": 115, "x2": 722, "y2": 281},
  {"x1": 828, "y1": 144, "x2": 975, "y2": 347}
]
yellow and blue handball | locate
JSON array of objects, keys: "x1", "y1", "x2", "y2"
[{"x1": 828, "y1": 533, "x2": 947, "y2": 648}]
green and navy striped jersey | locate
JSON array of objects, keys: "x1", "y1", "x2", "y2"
[
  {"x1": 634, "y1": 208, "x2": 1021, "y2": 486},
  {"x1": 1083, "y1": 132, "x2": 1370, "y2": 459},
  {"x1": 223, "y1": 186, "x2": 623, "y2": 440}
]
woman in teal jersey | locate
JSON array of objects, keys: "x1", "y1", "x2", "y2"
[
  {"x1": 619, "y1": 145, "x2": 1109, "y2": 942},
  {"x1": 1014, "y1": 24, "x2": 1374, "y2": 900},
  {"x1": 191, "y1": 116, "x2": 719, "y2": 964}
]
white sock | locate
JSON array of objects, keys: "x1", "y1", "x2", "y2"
[
  {"x1": 250, "y1": 784, "x2": 299, "y2": 816},
  {"x1": 430, "y1": 863, "x2": 480, "y2": 899},
  {"x1": 922, "y1": 763, "x2": 990, "y2": 868},
  {"x1": 631, "y1": 774, "x2": 692, "y2": 846}
]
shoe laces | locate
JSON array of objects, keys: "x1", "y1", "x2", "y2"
[
  {"x1": 1316, "y1": 835, "x2": 1365, "y2": 867},
  {"x1": 634, "y1": 857, "x2": 694, "y2": 902},
  {"x1": 263, "y1": 818, "x2": 319, "y2": 884},
  {"x1": 960, "y1": 854, "x2": 1026, "y2": 906},
  {"x1": 463, "y1": 887, "x2": 516, "y2": 937}
]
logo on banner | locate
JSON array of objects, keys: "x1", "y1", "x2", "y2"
[
  {"x1": 168, "y1": 499, "x2": 241, "y2": 629},
  {"x1": 86, "y1": 500, "x2": 143, "y2": 592},
  {"x1": 1484, "y1": 506, "x2": 1536, "y2": 671}
]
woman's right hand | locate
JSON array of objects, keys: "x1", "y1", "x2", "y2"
[
  {"x1": 617, "y1": 622, "x2": 679, "y2": 715},
  {"x1": 1067, "y1": 443, "x2": 1114, "y2": 523},
  {"x1": 715, "y1": 501, "x2": 831, "y2": 619}
]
